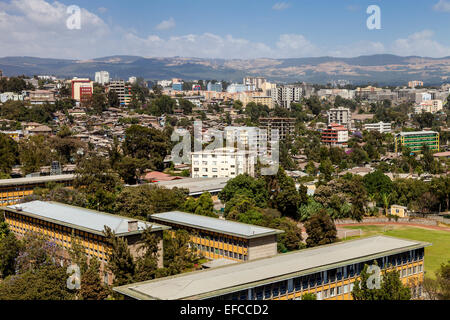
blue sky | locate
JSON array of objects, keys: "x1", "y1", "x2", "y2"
[{"x1": 2, "y1": 0, "x2": 450, "y2": 59}]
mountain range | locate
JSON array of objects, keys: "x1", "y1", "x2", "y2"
[{"x1": 2, "y1": 54, "x2": 450, "y2": 85}]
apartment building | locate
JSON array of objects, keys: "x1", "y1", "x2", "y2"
[
  {"x1": 191, "y1": 147, "x2": 257, "y2": 179},
  {"x1": 29, "y1": 90, "x2": 56, "y2": 105},
  {"x1": 224, "y1": 126, "x2": 267, "y2": 153},
  {"x1": 71, "y1": 78, "x2": 93, "y2": 103},
  {"x1": 94, "y1": 71, "x2": 110, "y2": 85},
  {"x1": 243, "y1": 76, "x2": 267, "y2": 90},
  {"x1": 207, "y1": 82, "x2": 223, "y2": 92},
  {"x1": 395, "y1": 131, "x2": 440, "y2": 153},
  {"x1": 2, "y1": 201, "x2": 170, "y2": 284},
  {"x1": 114, "y1": 236, "x2": 429, "y2": 300},
  {"x1": 321, "y1": 123, "x2": 349, "y2": 147},
  {"x1": 414, "y1": 100, "x2": 443, "y2": 114},
  {"x1": 363, "y1": 122, "x2": 392, "y2": 134},
  {"x1": 408, "y1": 81, "x2": 424, "y2": 88},
  {"x1": 327, "y1": 107, "x2": 352, "y2": 129},
  {"x1": 150, "y1": 211, "x2": 283, "y2": 262},
  {"x1": 272, "y1": 85, "x2": 302, "y2": 109},
  {"x1": 107, "y1": 80, "x2": 132, "y2": 106},
  {"x1": 259, "y1": 117, "x2": 296, "y2": 141}
]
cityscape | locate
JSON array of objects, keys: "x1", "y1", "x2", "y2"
[{"x1": 0, "y1": 0, "x2": 449, "y2": 310}]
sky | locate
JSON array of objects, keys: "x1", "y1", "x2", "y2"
[{"x1": 2, "y1": 0, "x2": 450, "y2": 60}]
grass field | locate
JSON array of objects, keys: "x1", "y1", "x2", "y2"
[{"x1": 341, "y1": 225, "x2": 450, "y2": 278}]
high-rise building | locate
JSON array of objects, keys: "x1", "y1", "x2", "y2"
[
  {"x1": 207, "y1": 82, "x2": 222, "y2": 92},
  {"x1": 71, "y1": 78, "x2": 93, "y2": 103},
  {"x1": 395, "y1": 131, "x2": 439, "y2": 153},
  {"x1": 107, "y1": 80, "x2": 132, "y2": 106},
  {"x1": 243, "y1": 76, "x2": 267, "y2": 90},
  {"x1": 327, "y1": 107, "x2": 352, "y2": 129},
  {"x1": 259, "y1": 118, "x2": 296, "y2": 141},
  {"x1": 94, "y1": 71, "x2": 110, "y2": 85},
  {"x1": 272, "y1": 85, "x2": 303, "y2": 109}
]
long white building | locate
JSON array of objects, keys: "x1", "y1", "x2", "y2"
[
  {"x1": 363, "y1": 122, "x2": 392, "y2": 134},
  {"x1": 191, "y1": 147, "x2": 257, "y2": 179},
  {"x1": 95, "y1": 71, "x2": 110, "y2": 85}
]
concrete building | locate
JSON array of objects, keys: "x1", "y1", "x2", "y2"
[
  {"x1": 191, "y1": 147, "x2": 257, "y2": 179},
  {"x1": 29, "y1": 90, "x2": 56, "y2": 105},
  {"x1": 150, "y1": 211, "x2": 283, "y2": 262},
  {"x1": 259, "y1": 117, "x2": 296, "y2": 141},
  {"x1": 227, "y1": 83, "x2": 249, "y2": 93},
  {"x1": 243, "y1": 76, "x2": 267, "y2": 90},
  {"x1": 247, "y1": 95, "x2": 275, "y2": 109},
  {"x1": 272, "y1": 85, "x2": 302, "y2": 109},
  {"x1": 395, "y1": 131, "x2": 440, "y2": 153},
  {"x1": 114, "y1": 236, "x2": 430, "y2": 300},
  {"x1": 327, "y1": 107, "x2": 352, "y2": 129},
  {"x1": 71, "y1": 78, "x2": 93, "y2": 103},
  {"x1": 2, "y1": 201, "x2": 169, "y2": 285},
  {"x1": 0, "y1": 174, "x2": 75, "y2": 206},
  {"x1": 321, "y1": 123, "x2": 349, "y2": 147},
  {"x1": 207, "y1": 82, "x2": 223, "y2": 92},
  {"x1": 390, "y1": 205, "x2": 408, "y2": 218},
  {"x1": 224, "y1": 126, "x2": 267, "y2": 155},
  {"x1": 363, "y1": 122, "x2": 392, "y2": 134},
  {"x1": 94, "y1": 71, "x2": 110, "y2": 85},
  {"x1": 414, "y1": 100, "x2": 443, "y2": 114},
  {"x1": 408, "y1": 81, "x2": 424, "y2": 88},
  {"x1": 107, "y1": 80, "x2": 132, "y2": 106}
]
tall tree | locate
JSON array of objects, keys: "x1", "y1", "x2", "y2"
[{"x1": 304, "y1": 210, "x2": 337, "y2": 248}]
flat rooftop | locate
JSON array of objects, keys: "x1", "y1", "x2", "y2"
[
  {"x1": 152, "y1": 177, "x2": 230, "y2": 196},
  {"x1": 114, "y1": 236, "x2": 430, "y2": 300},
  {"x1": 4, "y1": 200, "x2": 169, "y2": 236},
  {"x1": 397, "y1": 131, "x2": 438, "y2": 136},
  {"x1": 0, "y1": 174, "x2": 75, "y2": 187},
  {"x1": 151, "y1": 211, "x2": 284, "y2": 239}
]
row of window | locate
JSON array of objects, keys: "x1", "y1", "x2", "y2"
[
  {"x1": 194, "y1": 231, "x2": 249, "y2": 248},
  {"x1": 212, "y1": 249, "x2": 425, "y2": 300},
  {"x1": 194, "y1": 244, "x2": 247, "y2": 261}
]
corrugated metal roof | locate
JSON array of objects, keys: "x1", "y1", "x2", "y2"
[
  {"x1": 0, "y1": 174, "x2": 75, "y2": 187},
  {"x1": 114, "y1": 236, "x2": 430, "y2": 300},
  {"x1": 151, "y1": 211, "x2": 284, "y2": 238},
  {"x1": 5, "y1": 201, "x2": 166, "y2": 235}
]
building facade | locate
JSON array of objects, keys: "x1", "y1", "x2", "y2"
[
  {"x1": 363, "y1": 122, "x2": 392, "y2": 134},
  {"x1": 191, "y1": 147, "x2": 257, "y2": 179},
  {"x1": 207, "y1": 82, "x2": 223, "y2": 92},
  {"x1": 272, "y1": 85, "x2": 302, "y2": 109},
  {"x1": 150, "y1": 211, "x2": 283, "y2": 262},
  {"x1": 114, "y1": 236, "x2": 429, "y2": 300},
  {"x1": 71, "y1": 78, "x2": 93, "y2": 103},
  {"x1": 321, "y1": 123, "x2": 349, "y2": 147},
  {"x1": 107, "y1": 80, "x2": 132, "y2": 106},
  {"x1": 327, "y1": 107, "x2": 352, "y2": 129},
  {"x1": 395, "y1": 131, "x2": 440, "y2": 153},
  {"x1": 95, "y1": 71, "x2": 110, "y2": 85},
  {"x1": 259, "y1": 118, "x2": 295, "y2": 142},
  {"x1": 2, "y1": 201, "x2": 169, "y2": 285},
  {"x1": 414, "y1": 100, "x2": 443, "y2": 114}
]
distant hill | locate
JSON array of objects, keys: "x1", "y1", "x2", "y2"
[{"x1": 1, "y1": 54, "x2": 450, "y2": 85}]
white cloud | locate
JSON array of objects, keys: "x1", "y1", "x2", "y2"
[
  {"x1": 433, "y1": 0, "x2": 450, "y2": 12},
  {"x1": 272, "y1": 2, "x2": 290, "y2": 11},
  {"x1": 391, "y1": 30, "x2": 450, "y2": 57},
  {"x1": 98, "y1": 7, "x2": 108, "y2": 14},
  {"x1": 275, "y1": 34, "x2": 321, "y2": 57},
  {"x1": 155, "y1": 17, "x2": 176, "y2": 30}
]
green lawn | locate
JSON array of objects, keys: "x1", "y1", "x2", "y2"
[{"x1": 341, "y1": 225, "x2": 450, "y2": 278}]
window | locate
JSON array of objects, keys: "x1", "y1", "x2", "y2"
[
  {"x1": 344, "y1": 284, "x2": 349, "y2": 294},
  {"x1": 330, "y1": 287, "x2": 335, "y2": 297},
  {"x1": 337, "y1": 286, "x2": 343, "y2": 295},
  {"x1": 323, "y1": 289, "x2": 329, "y2": 299},
  {"x1": 402, "y1": 269, "x2": 407, "y2": 277}
]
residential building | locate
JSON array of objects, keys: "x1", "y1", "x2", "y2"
[
  {"x1": 327, "y1": 107, "x2": 352, "y2": 129},
  {"x1": 390, "y1": 205, "x2": 408, "y2": 218},
  {"x1": 0, "y1": 92, "x2": 24, "y2": 103},
  {"x1": 414, "y1": 100, "x2": 443, "y2": 114},
  {"x1": 114, "y1": 236, "x2": 429, "y2": 300},
  {"x1": 107, "y1": 80, "x2": 132, "y2": 106},
  {"x1": 243, "y1": 76, "x2": 267, "y2": 90},
  {"x1": 248, "y1": 95, "x2": 275, "y2": 109},
  {"x1": 2, "y1": 201, "x2": 169, "y2": 285},
  {"x1": 224, "y1": 126, "x2": 267, "y2": 155},
  {"x1": 321, "y1": 123, "x2": 349, "y2": 147},
  {"x1": 0, "y1": 174, "x2": 74, "y2": 206},
  {"x1": 207, "y1": 82, "x2": 223, "y2": 92},
  {"x1": 227, "y1": 83, "x2": 248, "y2": 93},
  {"x1": 94, "y1": 71, "x2": 110, "y2": 85},
  {"x1": 71, "y1": 78, "x2": 93, "y2": 103},
  {"x1": 29, "y1": 90, "x2": 56, "y2": 105},
  {"x1": 415, "y1": 92, "x2": 432, "y2": 104},
  {"x1": 150, "y1": 211, "x2": 283, "y2": 262},
  {"x1": 408, "y1": 81, "x2": 424, "y2": 88},
  {"x1": 259, "y1": 118, "x2": 295, "y2": 141},
  {"x1": 395, "y1": 131, "x2": 440, "y2": 153},
  {"x1": 191, "y1": 147, "x2": 257, "y2": 179},
  {"x1": 363, "y1": 122, "x2": 392, "y2": 133},
  {"x1": 272, "y1": 85, "x2": 302, "y2": 109}
]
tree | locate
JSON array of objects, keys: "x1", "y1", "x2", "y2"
[
  {"x1": 301, "y1": 293, "x2": 317, "y2": 300},
  {"x1": 134, "y1": 226, "x2": 161, "y2": 282},
  {"x1": 115, "y1": 156, "x2": 150, "y2": 185},
  {"x1": 318, "y1": 159, "x2": 334, "y2": 182},
  {"x1": 0, "y1": 133, "x2": 18, "y2": 176},
  {"x1": 19, "y1": 135, "x2": 52, "y2": 175},
  {"x1": 304, "y1": 210, "x2": 337, "y2": 248},
  {"x1": 352, "y1": 263, "x2": 411, "y2": 300},
  {"x1": 107, "y1": 89, "x2": 120, "y2": 108},
  {"x1": 0, "y1": 232, "x2": 21, "y2": 278},
  {"x1": 79, "y1": 257, "x2": 109, "y2": 300},
  {"x1": 163, "y1": 230, "x2": 198, "y2": 276},
  {"x1": 182, "y1": 193, "x2": 217, "y2": 218},
  {"x1": 103, "y1": 226, "x2": 136, "y2": 287},
  {"x1": 363, "y1": 170, "x2": 393, "y2": 203},
  {"x1": 267, "y1": 218, "x2": 303, "y2": 253},
  {"x1": 423, "y1": 261, "x2": 450, "y2": 300},
  {"x1": 219, "y1": 174, "x2": 268, "y2": 208}
]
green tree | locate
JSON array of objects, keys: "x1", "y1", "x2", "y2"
[
  {"x1": 304, "y1": 210, "x2": 337, "y2": 248},
  {"x1": 0, "y1": 133, "x2": 18, "y2": 176},
  {"x1": 19, "y1": 135, "x2": 52, "y2": 175},
  {"x1": 79, "y1": 257, "x2": 109, "y2": 300},
  {"x1": 163, "y1": 230, "x2": 198, "y2": 276},
  {"x1": 219, "y1": 174, "x2": 268, "y2": 208}
]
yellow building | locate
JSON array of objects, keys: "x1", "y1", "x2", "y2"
[
  {"x1": 390, "y1": 205, "x2": 408, "y2": 218},
  {"x1": 150, "y1": 211, "x2": 284, "y2": 262},
  {"x1": 0, "y1": 174, "x2": 75, "y2": 206},
  {"x1": 114, "y1": 236, "x2": 429, "y2": 300},
  {"x1": 2, "y1": 200, "x2": 170, "y2": 284}
]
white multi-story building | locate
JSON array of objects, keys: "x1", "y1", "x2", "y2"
[
  {"x1": 243, "y1": 77, "x2": 267, "y2": 90},
  {"x1": 224, "y1": 126, "x2": 267, "y2": 156},
  {"x1": 94, "y1": 71, "x2": 110, "y2": 85},
  {"x1": 128, "y1": 77, "x2": 137, "y2": 84},
  {"x1": 363, "y1": 122, "x2": 392, "y2": 133},
  {"x1": 191, "y1": 147, "x2": 257, "y2": 179},
  {"x1": 157, "y1": 80, "x2": 172, "y2": 88},
  {"x1": 414, "y1": 100, "x2": 443, "y2": 114},
  {"x1": 415, "y1": 92, "x2": 432, "y2": 104},
  {"x1": 327, "y1": 107, "x2": 352, "y2": 129},
  {"x1": 272, "y1": 85, "x2": 303, "y2": 109}
]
